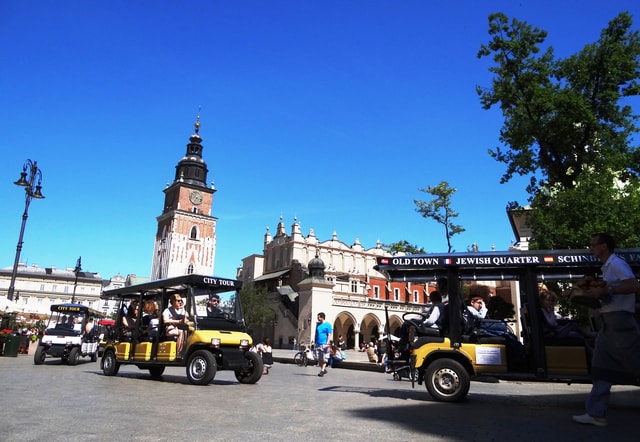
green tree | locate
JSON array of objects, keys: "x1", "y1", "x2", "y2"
[
  {"x1": 414, "y1": 181, "x2": 465, "y2": 252},
  {"x1": 238, "y1": 284, "x2": 275, "y2": 334},
  {"x1": 384, "y1": 240, "x2": 425, "y2": 255},
  {"x1": 528, "y1": 171, "x2": 640, "y2": 249},
  {"x1": 478, "y1": 12, "x2": 640, "y2": 248}
]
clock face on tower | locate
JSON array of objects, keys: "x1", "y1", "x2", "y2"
[{"x1": 189, "y1": 190, "x2": 203, "y2": 205}]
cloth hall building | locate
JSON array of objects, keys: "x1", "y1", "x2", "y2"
[{"x1": 238, "y1": 217, "x2": 432, "y2": 350}]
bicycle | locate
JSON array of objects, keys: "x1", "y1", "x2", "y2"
[{"x1": 293, "y1": 348, "x2": 313, "y2": 367}]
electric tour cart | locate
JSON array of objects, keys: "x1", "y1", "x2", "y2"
[{"x1": 376, "y1": 248, "x2": 640, "y2": 402}]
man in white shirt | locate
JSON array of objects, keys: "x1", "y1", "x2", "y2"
[
  {"x1": 573, "y1": 233, "x2": 640, "y2": 427},
  {"x1": 423, "y1": 292, "x2": 444, "y2": 328},
  {"x1": 467, "y1": 297, "x2": 488, "y2": 319}
]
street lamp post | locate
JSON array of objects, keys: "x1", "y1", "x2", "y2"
[
  {"x1": 7, "y1": 159, "x2": 45, "y2": 302},
  {"x1": 71, "y1": 257, "x2": 82, "y2": 304}
]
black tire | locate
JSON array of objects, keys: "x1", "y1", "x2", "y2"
[
  {"x1": 293, "y1": 352, "x2": 305, "y2": 366},
  {"x1": 424, "y1": 358, "x2": 470, "y2": 402},
  {"x1": 91, "y1": 352, "x2": 98, "y2": 363},
  {"x1": 148, "y1": 366, "x2": 166, "y2": 378},
  {"x1": 102, "y1": 350, "x2": 120, "y2": 376},
  {"x1": 67, "y1": 347, "x2": 80, "y2": 366},
  {"x1": 33, "y1": 346, "x2": 46, "y2": 365},
  {"x1": 234, "y1": 350, "x2": 263, "y2": 384},
  {"x1": 186, "y1": 350, "x2": 217, "y2": 385}
]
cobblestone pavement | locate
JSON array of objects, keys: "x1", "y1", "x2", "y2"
[{"x1": 1, "y1": 351, "x2": 639, "y2": 441}]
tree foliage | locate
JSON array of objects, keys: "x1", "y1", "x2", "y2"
[
  {"x1": 238, "y1": 284, "x2": 274, "y2": 333},
  {"x1": 478, "y1": 12, "x2": 640, "y2": 248},
  {"x1": 384, "y1": 240, "x2": 425, "y2": 255},
  {"x1": 528, "y1": 171, "x2": 640, "y2": 249},
  {"x1": 414, "y1": 181, "x2": 465, "y2": 252}
]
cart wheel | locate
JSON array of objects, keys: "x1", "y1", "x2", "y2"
[
  {"x1": 393, "y1": 372, "x2": 400, "y2": 381},
  {"x1": 424, "y1": 358, "x2": 470, "y2": 402}
]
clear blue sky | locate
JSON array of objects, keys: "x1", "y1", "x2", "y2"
[{"x1": 1, "y1": 1, "x2": 638, "y2": 280}]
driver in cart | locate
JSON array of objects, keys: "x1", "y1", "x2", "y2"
[
  {"x1": 206, "y1": 294, "x2": 224, "y2": 318},
  {"x1": 423, "y1": 291, "x2": 445, "y2": 329}
]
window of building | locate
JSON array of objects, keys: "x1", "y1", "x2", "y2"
[
  {"x1": 40, "y1": 284, "x2": 45, "y2": 291},
  {"x1": 393, "y1": 288, "x2": 400, "y2": 301},
  {"x1": 350, "y1": 280, "x2": 358, "y2": 293},
  {"x1": 413, "y1": 290, "x2": 419, "y2": 303},
  {"x1": 187, "y1": 263, "x2": 194, "y2": 274},
  {"x1": 52, "y1": 285, "x2": 57, "y2": 292},
  {"x1": 64, "y1": 286, "x2": 69, "y2": 293},
  {"x1": 373, "y1": 286, "x2": 380, "y2": 299},
  {"x1": 190, "y1": 226, "x2": 198, "y2": 240}
]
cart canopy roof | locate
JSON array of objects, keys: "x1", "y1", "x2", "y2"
[{"x1": 375, "y1": 248, "x2": 640, "y2": 282}]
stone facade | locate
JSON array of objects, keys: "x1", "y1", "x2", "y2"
[
  {"x1": 0, "y1": 263, "x2": 124, "y2": 318},
  {"x1": 238, "y1": 216, "x2": 434, "y2": 350}
]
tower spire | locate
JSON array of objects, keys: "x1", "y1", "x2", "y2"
[
  {"x1": 194, "y1": 107, "x2": 201, "y2": 135},
  {"x1": 173, "y1": 112, "x2": 208, "y2": 187}
]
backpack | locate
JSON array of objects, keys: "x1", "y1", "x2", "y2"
[
  {"x1": 434, "y1": 305, "x2": 479, "y2": 336},
  {"x1": 461, "y1": 307, "x2": 478, "y2": 334},
  {"x1": 476, "y1": 319, "x2": 508, "y2": 337}
]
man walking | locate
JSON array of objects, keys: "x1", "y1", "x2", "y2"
[
  {"x1": 315, "y1": 312, "x2": 333, "y2": 377},
  {"x1": 573, "y1": 233, "x2": 640, "y2": 427}
]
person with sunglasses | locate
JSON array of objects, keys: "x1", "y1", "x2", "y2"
[
  {"x1": 163, "y1": 293, "x2": 189, "y2": 358},
  {"x1": 467, "y1": 296, "x2": 488, "y2": 319},
  {"x1": 206, "y1": 294, "x2": 224, "y2": 318}
]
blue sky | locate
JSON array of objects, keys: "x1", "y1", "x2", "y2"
[{"x1": 1, "y1": 1, "x2": 639, "y2": 280}]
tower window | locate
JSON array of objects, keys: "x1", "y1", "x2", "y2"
[{"x1": 190, "y1": 226, "x2": 198, "y2": 239}]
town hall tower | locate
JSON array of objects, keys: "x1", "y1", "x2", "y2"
[{"x1": 150, "y1": 116, "x2": 217, "y2": 279}]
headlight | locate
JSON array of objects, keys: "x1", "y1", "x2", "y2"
[
  {"x1": 210, "y1": 338, "x2": 221, "y2": 347},
  {"x1": 239, "y1": 339, "x2": 249, "y2": 347}
]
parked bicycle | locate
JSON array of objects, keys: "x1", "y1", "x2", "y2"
[{"x1": 293, "y1": 346, "x2": 313, "y2": 367}]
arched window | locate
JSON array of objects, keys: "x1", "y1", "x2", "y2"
[
  {"x1": 190, "y1": 226, "x2": 198, "y2": 239},
  {"x1": 187, "y1": 263, "x2": 194, "y2": 274}
]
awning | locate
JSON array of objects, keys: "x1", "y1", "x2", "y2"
[{"x1": 253, "y1": 269, "x2": 290, "y2": 282}]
